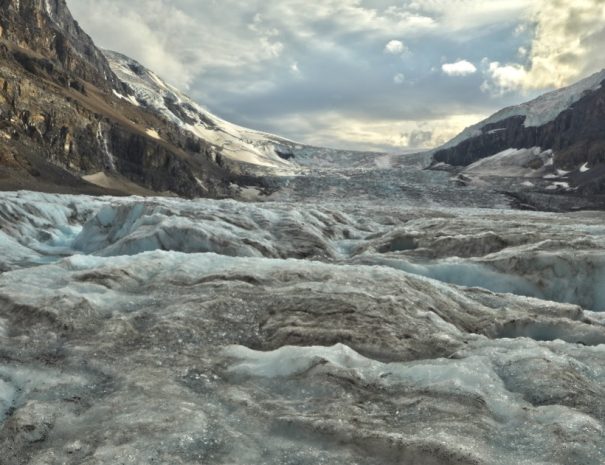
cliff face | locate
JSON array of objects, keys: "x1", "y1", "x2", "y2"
[
  {"x1": 0, "y1": 0, "x2": 237, "y2": 197},
  {"x1": 0, "y1": 0, "x2": 118, "y2": 91},
  {"x1": 432, "y1": 75, "x2": 605, "y2": 198},
  {"x1": 433, "y1": 82, "x2": 605, "y2": 169}
]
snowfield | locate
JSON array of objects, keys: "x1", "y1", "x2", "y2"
[
  {"x1": 462, "y1": 147, "x2": 555, "y2": 178},
  {"x1": 1, "y1": 191, "x2": 605, "y2": 464}
]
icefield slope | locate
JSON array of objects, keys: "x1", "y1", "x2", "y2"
[{"x1": 1, "y1": 191, "x2": 605, "y2": 464}]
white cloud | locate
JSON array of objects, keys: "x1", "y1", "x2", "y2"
[
  {"x1": 481, "y1": 62, "x2": 527, "y2": 95},
  {"x1": 393, "y1": 73, "x2": 406, "y2": 84},
  {"x1": 442, "y1": 60, "x2": 477, "y2": 77},
  {"x1": 384, "y1": 40, "x2": 406, "y2": 55},
  {"x1": 518, "y1": 46, "x2": 528, "y2": 58}
]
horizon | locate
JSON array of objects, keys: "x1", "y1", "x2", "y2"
[{"x1": 67, "y1": 0, "x2": 605, "y2": 153}]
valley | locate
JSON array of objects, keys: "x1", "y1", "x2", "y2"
[{"x1": 1, "y1": 1, "x2": 605, "y2": 464}]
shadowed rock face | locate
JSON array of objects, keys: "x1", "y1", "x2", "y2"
[
  {"x1": 0, "y1": 0, "x2": 244, "y2": 197},
  {"x1": 433, "y1": 80, "x2": 605, "y2": 197},
  {"x1": 0, "y1": 0, "x2": 118, "y2": 91}
]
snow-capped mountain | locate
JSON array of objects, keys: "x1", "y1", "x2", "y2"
[
  {"x1": 0, "y1": 0, "x2": 390, "y2": 197},
  {"x1": 440, "y1": 70, "x2": 605, "y2": 151},
  {"x1": 0, "y1": 0, "x2": 254, "y2": 197},
  {"x1": 432, "y1": 70, "x2": 605, "y2": 199},
  {"x1": 104, "y1": 51, "x2": 393, "y2": 174},
  {"x1": 105, "y1": 51, "x2": 300, "y2": 173}
]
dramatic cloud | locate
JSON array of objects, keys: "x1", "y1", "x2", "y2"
[
  {"x1": 66, "y1": 0, "x2": 605, "y2": 152},
  {"x1": 523, "y1": 0, "x2": 605, "y2": 89},
  {"x1": 442, "y1": 60, "x2": 478, "y2": 77},
  {"x1": 479, "y1": 0, "x2": 605, "y2": 93}
]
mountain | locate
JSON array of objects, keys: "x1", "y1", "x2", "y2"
[
  {"x1": 0, "y1": 0, "x2": 241, "y2": 197},
  {"x1": 432, "y1": 70, "x2": 605, "y2": 200},
  {"x1": 0, "y1": 0, "x2": 348, "y2": 197},
  {"x1": 103, "y1": 51, "x2": 304, "y2": 174},
  {"x1": 0, "y1": 0, "x2": 118, "y2": 91},
  {"x1": 101, "y1": 51, "x2": 391, "y2": 174}
]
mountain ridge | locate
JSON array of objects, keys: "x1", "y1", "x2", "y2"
[
  {"x1": 0, "y1": 0, "x2": 119, "y2": 90},
  {"x1": 0, "y1": 0, "x2": 385, "y2": 197},
  {"x1": 432, "y1": 69, "x2": 605, "y2": 202}
]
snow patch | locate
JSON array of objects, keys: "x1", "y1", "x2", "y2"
[
  {"x1": 463, "y1": 147, "x2": 554, "y2": 178},
  {"x1": 112, "y1": 89, "x2": 140, "y2": 107},
  {"x1": 145, "y1": 128, "x2": 161, "y2": 140},
  {"x1": 546, "y1": 182, "x2": 570, "y2": 191},
  {"x1": 44, "y1": 0, "x2": 52, "y2": 15}
]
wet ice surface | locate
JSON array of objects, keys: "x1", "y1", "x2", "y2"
[{"x1": 1, "y1": 172, "x2": 605, "y2": 464}]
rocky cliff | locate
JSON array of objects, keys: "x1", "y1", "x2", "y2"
[
  {"x1": 0, "y1": 0, "x2": 242, "y2": 197},
  {"x1": 0, "y1": 0, "x2": 120, "y2": 92},
  {"x1": 432, "y1": 71, "x2": 605, "y2": 199}
]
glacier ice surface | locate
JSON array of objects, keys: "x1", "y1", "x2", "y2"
[{"x1": 1, "y1": 191, "x2": 605, "y2": 464}]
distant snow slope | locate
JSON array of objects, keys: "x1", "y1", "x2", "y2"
[
  {"x1": 104, "y1": 51, "x2": 301, "y2": 173},
  {"x1": 440, "y1": 69, "x2": 605, "y2": 151}
]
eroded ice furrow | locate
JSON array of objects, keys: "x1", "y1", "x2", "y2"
[
  {"x1": 0, "y1": 249, "x2": 604, "y2": 463},
  {"x1": 224, "y1": 341, "x2": 605, "y2": 463},
  {"x1": 1, "y1": 192, "x2": 605, "y2": 315},
  {"x1": 70, "y1": 200, "x2": 361, "y2": 260},
  {"x1": 2, "y1": 193, "x2": 605, "y2": 312},
  {"x1": 0, "y1": 192, "x2": 105, "y2": 270},
  {"x1": 352, "y1": 211, "x2": 605, "y2": 311},
  {"x1": 356, "y1": 252, "x2": 605, "y2": 312},
  {"x1": 1, "y1": 192, "x2": 605, "y2": 463}
]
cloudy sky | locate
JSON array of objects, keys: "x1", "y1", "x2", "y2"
[{"x1": 67, "y1": 0, "x2": 605, "y2": 152}]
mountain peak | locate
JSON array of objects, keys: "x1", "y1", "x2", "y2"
[{"x1": 0, "y1": 0, "x2": 117, "y2": 90}]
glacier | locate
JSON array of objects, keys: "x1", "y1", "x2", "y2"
[{"x1": 1, "y1": 190, "x2": 605, "y2": 464}]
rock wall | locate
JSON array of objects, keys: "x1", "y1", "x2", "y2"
[{"x1": 0, "y1": 0, "x2": 237, "y2": 197}]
